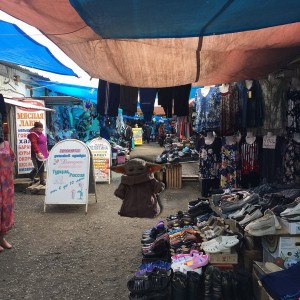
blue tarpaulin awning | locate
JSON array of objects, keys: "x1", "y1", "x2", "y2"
[
  {"x1": 0, "y1": 20, "x2": 77, "y2": 76},
  {"x1": 36, "y1": 80, "x2": 97, "y2": 101}
]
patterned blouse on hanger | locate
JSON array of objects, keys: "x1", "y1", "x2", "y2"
[{"x1": 194, "y1": 86, "x2": 221, "y2": 133}]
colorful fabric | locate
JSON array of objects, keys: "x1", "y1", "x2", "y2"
[
  {"x1": 0, "y1": 141, "x2": 15, "y2": 234},
  {"x1": 220, "y1": 84, "x2": 239, "y2": 136},
  {"x1": 286, "y1": 90, "x2": 300, "y2": 134},
  {"x1": 194, "y1": 86, "x2": 221, "y2": 133},
  {"x1": 259, "y1": 77, "x2": 286, "y2": 130},
  {"x1": 220, "y1": 138, "x2": 240, "y2": 189},
  {"x1": 197, "y1": 137, "x2": 222, "y2": 179},
  {"x1": 284, "y1": 138, "x2": 300, "y2": 184}
]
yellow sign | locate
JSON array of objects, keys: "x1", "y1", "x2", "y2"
[{"x1": 132, "y1": 128, "x2": 143, "y2": 145}]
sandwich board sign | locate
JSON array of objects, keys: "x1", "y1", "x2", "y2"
[
  {"x1": 44, "y1": 139, "x2": 95, "y2": 213},
  {"x1": 88, "y1": 137, "x2": 111, "y2": 183}
]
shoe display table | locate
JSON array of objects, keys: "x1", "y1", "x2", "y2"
[{"x1": 165, "y1": 163, "x2": 182, "y2": 189}]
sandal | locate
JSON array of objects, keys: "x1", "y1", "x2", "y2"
[{"x1": 202, "y1": 236, "x2": 239, "y2": 253}]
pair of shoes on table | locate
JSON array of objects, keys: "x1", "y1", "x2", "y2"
[
  {"x1": 244, "y1": 209, "x2": 281, "y2": 236},
  {"x1": 201, "y1": 235, "x2": 239, "y2": 253},
  {"x1": 239, "y1": 208, "x2": 263, "y2": 226}
]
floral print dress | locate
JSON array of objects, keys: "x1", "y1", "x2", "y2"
[
  {"x1": 198, "y1": 137, "x2": 222, "y2": 179},
  {"x1": 220, "y1": 138, "x2": 240, "y2": 189},
  {"x1": 284, "y1": 139, "x2": 300, "y2": 184},
  {"x1": 0, "y1": 141, "x2": 15, "y2": 234}
]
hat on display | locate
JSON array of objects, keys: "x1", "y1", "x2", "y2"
[{"x1": 34, "y1": 121, "x2": 43, "y2": 128}]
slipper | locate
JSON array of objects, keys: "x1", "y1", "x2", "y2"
[
  {"x1": 202, "y1": 236, "x2": 239, "y2": 253},
  {"x1": 184, "y1": 254, "x2": 209, "y2": 269},
  {"x1": 0, "y1": 246, "x2": 4, "y2": 252}
]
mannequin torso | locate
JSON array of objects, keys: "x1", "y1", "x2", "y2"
[
  {"x1": 201, "y1": 86, "x2": 211, "y2": 97},
  {"x1": 225, "y1": 135, "x2": 234, "y2": 145},
  {"x1": 205, "y1": 132, "x2": 215, "y2": 145},
  {"x1": 219, "y1": 83, "x2": 230, "y2": 93},
  {"x1": 246, "y1": 131, "x2": 256, "y2": 144},
  {"x1": 293, "y1": 132, "x2": 300, "y2": 143}
]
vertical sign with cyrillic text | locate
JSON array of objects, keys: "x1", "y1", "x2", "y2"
[
  {"x1": 88, "y1": 137, "x2": 111, "y2": 183},
  {"x1": 15, "y1": 100, "x2": 46, "y2": 174}
]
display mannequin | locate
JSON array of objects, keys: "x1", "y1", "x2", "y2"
[
  {"x1": 205, "y1": 131, "x2": 215, "y2": 144},
  {"x1": 219, "y1": 83, "x2": 230, "y2": 93},
  {"x1": 246, "y1": 131, "x2": 256, "y2": 144},
  {"x1": 200, "y1": 86, "x2": 211, "y2": 97},
  {"x1": 293, "y1": 132, "x2": 300, "y2": 142},
  {"x1": 266, "y1": 132, "x2": 273, "y2": 138},
  {"x1": 225, "y1": 135, "x2": 235, "y2": 145},
  {"x1": 290, "y1": 78, "x2": 300, "y2": 91},
  {"x1": 245, "y1": 80, "x2": 253, "y2": 89}
]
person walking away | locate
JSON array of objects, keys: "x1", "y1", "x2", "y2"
[
  {"x1": 158, "y1": 124, "x2": 165, "y2": 147},
  {"x1": 0, "y1": 138, "x2": 16, "y2": 251},
  {"x1": 144, "y1": 124, "x2": 152, "y2": 143},
  {"x1": 27, "y1": 122, "x2": 49, "y2": 185},
  {"x1": 124, "y1": 122, "x2": 133, "y2": 152}
]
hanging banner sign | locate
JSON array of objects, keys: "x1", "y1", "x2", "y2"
[
  {"x1": 15, "y1": 99, "x2": 46, "y2": 174},
  {"x1": 88, "y1": 137, "x2": 111, "y2": 183},
  {"x1": 44, "y1": 139, "x2": 91, "y2": 213},
  {"x1": 132, "y1": 128, "x2": 143, "y2": 145}
]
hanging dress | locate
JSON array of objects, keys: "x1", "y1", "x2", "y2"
[
  {"x1": 0, "y1": 141, "x2": 15, "y2": 234},
  {"x1": 220, "y1": 137, "x2": 240, "y2": 189}
]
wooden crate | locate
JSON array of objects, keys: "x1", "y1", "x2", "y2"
[{"x1": 165, "y1": 164, "x2": 182, "y2": 189}]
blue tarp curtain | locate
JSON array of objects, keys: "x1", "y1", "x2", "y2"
[{"x1": 0, "y1": 20, "x2": 77, "y2": 76}]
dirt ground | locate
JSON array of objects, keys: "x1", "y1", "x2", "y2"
[{"x1": 0, "y1": 142, "x2": 201, "y2": 300}]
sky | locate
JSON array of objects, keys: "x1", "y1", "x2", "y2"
[{"x1": 0, "y1": 9, "x2": 98, "y2": 88}]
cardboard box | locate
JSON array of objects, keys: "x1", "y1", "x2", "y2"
[
  {"x1": 281, "y1": 219, "x2": 300, "y2": 235},
  {"x1": 262, "y1": 236, "x2": 300, "y2": 266},
  {"x1": 208, "y1": 250, "x2": 238, "y2": 264}
]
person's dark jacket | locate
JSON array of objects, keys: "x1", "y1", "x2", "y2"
[
  {"x1": 114, "y1": 173, "x2": 164, "y2": 218},
  {"x1": 124, "y1": 125, "x2": 133, "y2": 140}
]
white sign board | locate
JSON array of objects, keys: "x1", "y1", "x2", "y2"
[
  {"x1": 15, "y1": 100, "x2": 46, "y2": 174},
  {"x1": 88, "y1": 137, "x2": 111, "y2": 183},
  {"x1": 45, "y1": 139, "x2": 90, "y2": 213},
  {"x1": 263, "y1": 135, "x2": 277, "y2": 149}
]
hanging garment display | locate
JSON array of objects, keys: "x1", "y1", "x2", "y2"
[
  {"x1": 97, "y1": 79, "x2": 121, "y2": 117},
  {"x1": 194, "y1": 86, "x2": 221, "y2": 133},
  {"x1": 240, "y1": 135, "x2": 262, "y2": 188},
  {"x1": 219, "y1": 83, "x2": 239, "y2": 136},
  {"x1": 120, "y1": 85, "x2": 138, "y2": 116},
  {"x1": 173, "y1": 84, "x2": 191, "y2": 117},
  {"x1": 284, "y1": 137, "x2": 300, "y2": 184},
  {"x1": 158, "y1": 87, "x2": 173, "y2": 118},
  {"x1": 220, "y1": 136, "x2": 240, "y2": 189},
  {"x1": 261, "y1": 135, "x2": 285, "y2": 184},
  {"x1": 197, "y1": 136, "x2": 222, "y2": 179},
  {"x1": 286, "y1": 90, "x2": 300, "y2": 134},
  {"x1": 139, "y1": 88, "x2": 157, "y2": 121},
  {"x1": 259, "y1": 76, "x2": 287, "y2": 130},
  {"x1": 237, "y1": 80, "x2": 264, "y2": 129}
]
